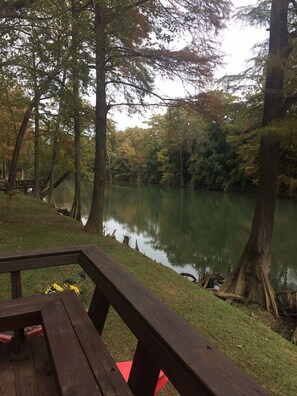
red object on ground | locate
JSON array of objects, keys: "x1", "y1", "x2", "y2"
[
  {"x1": 0, "y1": 333, "x2": 12, "y2": 343},
  {"x1": 116, "y1": 361, "x2": 168, "y2": 395},
  {"x1": 26, "y1": 326, "x2": 44, "y2": 338},
  {"x1": 0, "y1": 326, "x2": 43, "y2": 343}
]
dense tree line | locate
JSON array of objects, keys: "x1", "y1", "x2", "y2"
[{"x1": 105, "y1": 93, "x2": 296, "y2": 197}]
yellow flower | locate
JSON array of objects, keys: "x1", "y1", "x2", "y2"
[
  {"x1": 45, "y1": 283, "x2": 64, "y2": 294},
  {"x1": 45, "y1": 282, "x2": 80, "y2": 296},
  {"x1": 52, "y1": 283, "x2": 64, "y2": 292},
  {"x1": 69, "y1": 284, "x2": 80, "y2": 295}
]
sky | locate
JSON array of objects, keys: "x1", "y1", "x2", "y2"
[
  {"x1": 219, "y1": 0, "x2": 268, "y2": 75},
  {"x1": 113, "y1": 0, "x2": 268, "y2": 130}
]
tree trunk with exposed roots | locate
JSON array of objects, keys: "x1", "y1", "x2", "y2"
[{"x1": 221, "y1": 0, "x2": 290, "y2": 315}]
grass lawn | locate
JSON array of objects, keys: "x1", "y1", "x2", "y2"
[{"x1": 0, "y1": 192, "x2": 296, "y2": 395}]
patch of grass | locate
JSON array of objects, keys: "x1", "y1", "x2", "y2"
[{"x1": 0, "y1": 192, "x2": 296, "y2": 395}]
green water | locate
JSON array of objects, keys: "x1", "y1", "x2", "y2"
[{"x1": 54, "y1": 183, "x2": 297, "y2": 292}]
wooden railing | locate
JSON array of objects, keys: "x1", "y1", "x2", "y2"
[
  {"x1": 0, "y1": 245, "x2": 268, "y2": 396},
  {"x1": 0, "y1": 179, "x2": 47, "y2": 192}
]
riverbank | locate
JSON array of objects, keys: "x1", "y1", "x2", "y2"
[{"x1": 0, "y1": 192, "x2": 296, "y2": 395}]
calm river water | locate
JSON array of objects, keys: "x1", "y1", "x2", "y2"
[{"x1": 53, "y1": 183, "x2": 297, "y2": 292}]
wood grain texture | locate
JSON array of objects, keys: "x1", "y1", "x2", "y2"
[
  {"x1": 31, "y1": 336, "x2": 58, "y2": 396},
  {"x1": 128, "y1": 342, "x2": 160, "y2": 396},
  {"x1": 0, "y1": 344, "x2": 16, "y2": 396},
  {"x1": 81, "y1": 247, "x2": 269, "y2": 396},
  {"x1": 13, "y1": 341, "x2": 39, "y2": 396},
  {"x1": 41, "y1": 298, "x2": 102, "y2": 396},
  {"x1": 88, "y1": 287, "x2": 110, "y2": 336},
  {"x1": 0, "y1": 244, "x2": 97, "y2": 273},
  {"x1": 61, "y1": 292, "x2": 132, "y2": 395},
  {"x1": 0, "y1": 293, "x2": 60, "y2": 332}
]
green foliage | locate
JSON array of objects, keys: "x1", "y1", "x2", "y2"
[
  {"x1": 106, "y1": 84, "x2": 297, "y2": 196},
  {"x1": 107, "y1": 93, "x2": 259, "y2": 192}
]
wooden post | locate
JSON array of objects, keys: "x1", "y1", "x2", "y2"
[
  {"x1": 88, "y1": 286, "x2": 110, "y2": 335},
  {"x1": 128, "y1": 342, "x2": 160, "y2": 396},
  {"x1": 10, "y1": 271, "x2": 26, "y2": 356},
  {"x1": 11, "y1": 271, "x2": 22, "y2": 299}
]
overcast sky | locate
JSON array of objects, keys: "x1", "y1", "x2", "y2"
[
  {"x1": 113, "y1": 0, "x2": 268, "y2": 129},
  {"x1": 219, "y1": 0, "x2": 268, "y2": 76}
]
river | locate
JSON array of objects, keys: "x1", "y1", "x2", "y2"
[{"x1": 53, "y1": 183, "x2": 297, "y2": 292}]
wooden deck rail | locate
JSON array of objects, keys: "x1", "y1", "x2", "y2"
[
  {"x1": 0, "y1": 245, "x2": 268, "y2": 396},
  {"x1": 0, "y1": 179, "x2": 47, "y2": 192}
]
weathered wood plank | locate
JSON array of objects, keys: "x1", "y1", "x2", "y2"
[
  {"x1": 80, "y1": 247, "x2": 268, "y2": 396},
  {"x1": 13, "y1": 341, "x2": 39, "y2": 396},
  {"x1": 0, "y1": 293, "x2": 60, "y2": 332},
  {"x1": 61, "y1": 292, "x2": 132, "y2": 396},
  {"x1": 31, "y1": 336, "x2": 58, "y2": 396},
  {"x1": 41, "y1": 297, "x2": 103, "y2": 396},
  {"x1": 0, "y1": 344, "x2": 16, "y2": 396},
  {"x1": 0, "y1": 244, "x2": 97, "y2": 274}
]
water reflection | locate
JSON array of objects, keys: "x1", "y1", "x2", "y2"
[{"x1": 53, "y1": 183, "x2": 297, "y2": 292}]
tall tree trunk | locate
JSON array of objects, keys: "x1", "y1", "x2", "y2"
[
  {"x1": 45, "y1": 70, "x2": 67, "y2": 206},
  {"x1": 70, "y1": 0, "x2": 81, "y2": 222},
  {"x1": 180, "y1": 147, "x2": 184, "y2": 187},
  {"x1": 7, "y1": 69, "x2": 58, "y2": 195},
  {"x1": 40, "y1": 170, "x2": 72, "y2": 200},
  {"x1": 7, "y1": 94, "x2": 41, "y2": 194},
  {"x1": 85, "y1": 3, "x2": 107, "y2": 234},
  {"x1": 221, "y1": 0, "x2": 290, "y2": 315},
  {"x1": 47, "y1": 135, "x2": 58, "y2": 207},
  {"x1": 34, "y1": 98, "x2": 40, "y2": 198},
  {"x1": 2, "y1": 158, "x2": 6, "y2": 179}
]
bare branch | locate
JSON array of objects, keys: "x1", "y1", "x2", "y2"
[{"x1": 106, "y1": 79, "x2": 166, "y2": 102}]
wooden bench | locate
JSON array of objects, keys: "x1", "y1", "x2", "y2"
[
  {"x1": 41, "y1": 292, "x2": 132, "y2": 396},
  {"x1": 0, "y1": 291, "x2": 133, "y2": 396}
]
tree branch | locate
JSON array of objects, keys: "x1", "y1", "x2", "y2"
[
  {"x1": 110, "y1": 101, "x2": 174, "y2": 108},
  {"x1": 121, "y1": 0, "x2": 151, "y2": 12},
  {"x1": 106, "y1": 79, "x2": 166, "y2": 101}
]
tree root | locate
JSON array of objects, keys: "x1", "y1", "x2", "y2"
[
  {"x1": 212, "y1": 291, "x2": 245, "y2": 303},
  {"x1": 276, "y1": 290, "x2": 297, "y2": 312},
  {"x1": 291, "y1": 327, "x2": 297, "y2": 344},
  {"x1": 198, "y1": 273, "x2": 224, "y2": 289},
  {"x1": 220, "y1": 254, "x2": 278, "y2": 316}
]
